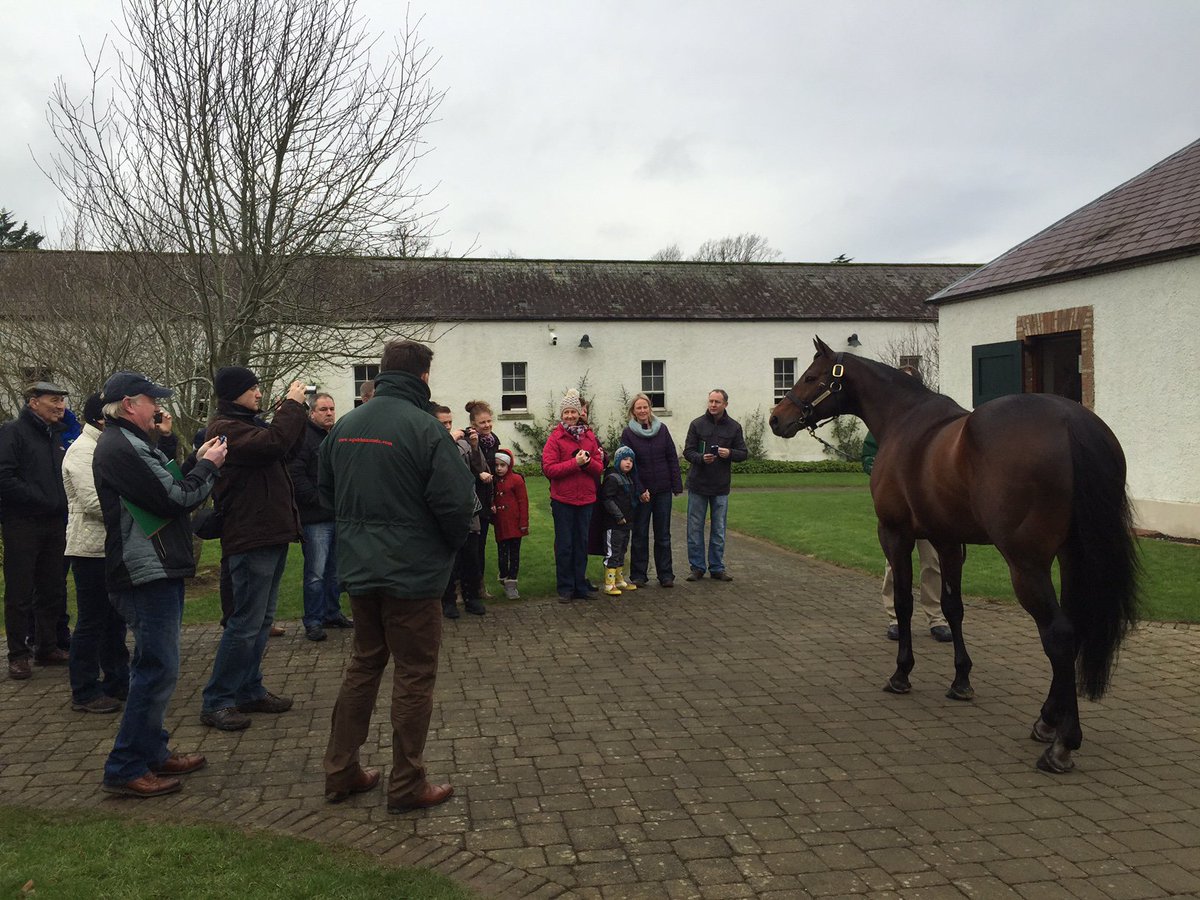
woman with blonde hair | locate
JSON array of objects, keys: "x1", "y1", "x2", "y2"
[{"x1": 620, "y1": 392, "x2": 682, "y2": 587}]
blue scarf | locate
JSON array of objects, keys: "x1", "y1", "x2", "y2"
[{"x1": 627, "y1": 416, "x2": 661, "y2": 439}]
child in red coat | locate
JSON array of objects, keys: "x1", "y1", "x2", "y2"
[{"x1": 490, "y1": 448, "x2": 529, "y2": 599}]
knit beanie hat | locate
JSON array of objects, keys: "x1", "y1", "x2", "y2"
[
  {"x1": 614, "y1": 445, "x2": 636, "y2": 469},
  {"x1": 559, "y1": 388, "x2": 583, "y2": 416},
  {"x1": 494, "y1": 449, "x2": 514, "y2": 469},
  {"x1": 214, "y1": 366, "x2": 259, "y2": 402},
  {"x1": 82, "y1": 392, "x2": 105, "y2": 427}
]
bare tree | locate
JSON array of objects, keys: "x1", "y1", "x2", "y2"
[
  {"x1": 691, "y1": 233, "x2": 781, "y2": 263},
  {"x1": 879, "y1": 323, "x2": 940, "y2": 392},
  {"x1": 650, "y1": 243, "x2": 683, "y2": 261},
  {"x1": 41, "y1": 0, "x2": 445, "y2": 429}
]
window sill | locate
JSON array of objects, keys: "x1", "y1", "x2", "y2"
[
  {"x1": 498, "y1": 411, "x2": 533, "y2": 421},
  {"x1": 653, "y1": 408, "x2": 673, "y2": 418}
]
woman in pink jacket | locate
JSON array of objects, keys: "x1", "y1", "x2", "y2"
[{"x1": 542, "y1": 389, "x2": 604, "y2": 602}]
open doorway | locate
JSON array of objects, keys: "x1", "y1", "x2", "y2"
[{"x1": 1030, "y1": 331, "x2": 1082, "y2": 402}]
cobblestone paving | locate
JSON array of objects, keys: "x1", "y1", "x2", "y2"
[{"x1": 2, "y1": 529, "x2": 1199, "y2": 899}]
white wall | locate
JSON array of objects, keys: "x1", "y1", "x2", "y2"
[
  {"x1": 307, "y1": 318, "x2": 931, "y2": 463},
  {"x1": 939, "y1": 255, "x2": 1200, "y2": 537}
]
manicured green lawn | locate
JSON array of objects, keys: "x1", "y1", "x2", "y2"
[{"x1": 0, "y1": 806, "x2": 473, "y2": 899}]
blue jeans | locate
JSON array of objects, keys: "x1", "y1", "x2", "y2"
[
  {"x1": 550, "y1": 500, "x2": 592, "y2": 597},
  {"x1": 201, "y1": 544, "x2": 288, "y2": 712},
  {"x1": 103, "y1": 578, "x2": 183, "y2": 784},
  {"x1": 68, "y1": 556, "x2": 129, "y2": 704},
  {"x1": 301, "y1": 522, "x2": 341, "y2": 628},
  {"x1": 630, "y1": 491, "x2": 675, "y2": 584},
  {"x1": 686, "y1": 492, "x2": 729, "y2": 574}
]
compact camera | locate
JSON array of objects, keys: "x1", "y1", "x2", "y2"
[{"x1": 153, "y1": 410, "x2": 164, "y2": 425}]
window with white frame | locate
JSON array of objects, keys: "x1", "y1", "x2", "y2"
[
  {"x1": 353, "y1": 364, "x2": 379, "y2": 407},
  {"x1": 501, "y1": 361, "x2": 528, "y2": 412},
  {"x1": 773, "y1": 358, "x2": 797, "y2": 403},
  {"x1": 641, "y1": 360, "x2": 666, "y2": 408},
  {"x1": 899, "y1": 355, "x2": 922, "y2": 377}
]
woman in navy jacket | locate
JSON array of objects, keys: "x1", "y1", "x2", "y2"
[{"x1": 619, "y1": 393, "x2": 683, "y2": 587}]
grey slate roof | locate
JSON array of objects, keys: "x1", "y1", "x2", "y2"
[
  {"x1": 301, "y1": 256, "x2": 976, "y2": 321},
  {"x1": 0, "y1": 251, "x2": 976, "y2": 322},
  {"x1": 931, "y1": 138, "x2": 1200, "y2": 304}
]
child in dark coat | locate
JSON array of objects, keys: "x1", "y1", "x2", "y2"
[
  {"x1": 600, "y1": 446, "x2": 640, "y2": 596},
  {"x1": 490, "y1": 449, "x2": 529, "y2": 599}
]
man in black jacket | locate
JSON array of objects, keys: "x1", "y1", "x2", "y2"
[
  {"x1": 288, "y1": 392, "x2": 351, "y2": 642},
  {"x1": 94, "y1": 370, "x2": 226, "y2": 797},
  {"x1": 0, "y1": 381, "x2": 70, "y2": 680},
  {"x1": 682, "y1": 389, "x2": 748, "y2": 582}
]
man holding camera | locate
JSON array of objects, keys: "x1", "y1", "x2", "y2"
[
  {"x1": 682, "y1": 389, "x2": 748, "y2": 582},
  {"x1": 93, "y1": 371, "x2": 226, "y2": 796},
  {"x1": 199, "y1": 367, "x2": 308, "y2": 731}
]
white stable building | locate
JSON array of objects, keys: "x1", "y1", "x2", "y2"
[{"x1": 931, "y1": 138, "x2": 1200, "y2": 539}]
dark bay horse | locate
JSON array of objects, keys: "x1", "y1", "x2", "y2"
[{"x1": 769, "y1": 337, "x2": 1140, "y2": 773}]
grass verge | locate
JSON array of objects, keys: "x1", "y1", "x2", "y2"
[{"x1": 0, "y1": 806, "x2": 473, "y2": 900}]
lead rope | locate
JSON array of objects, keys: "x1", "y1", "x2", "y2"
[{"x1": 806, "y1": 420, "x2": 861, "y2": 463}]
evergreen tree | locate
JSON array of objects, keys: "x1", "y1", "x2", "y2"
[{"x1": 0, "y1": 209, "x2": 45, "y2": 249}]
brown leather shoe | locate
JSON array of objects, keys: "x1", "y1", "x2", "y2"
[
  {"x1": 8, "y1": 659, "x2": 32, "y2": 680},
  {"x1": 269, "y1": 624, "x2": 285, "y2": 637},
  {"x1": 325, "y1": 767, "x2": 381, "y2": 803},
  {"x1": 34, "y1": 648, "x2": 70, "y2": 666},
  {"x1": 153, "y1": 752, "x2": 207, "y2": 776},
  {"x1": 102, "y1": 772, "x2": 183, "y2": 798},
  {"x1": 388, "y1": 782, "x2": 454, "y2": 814}
]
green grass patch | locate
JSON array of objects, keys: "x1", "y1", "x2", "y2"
[
  {"x1": 698, "y1": 474, "x2": 1199, "y2": 623},
  {"x1": 0, "y1": 806, "x2": 472, "y2": 900}
]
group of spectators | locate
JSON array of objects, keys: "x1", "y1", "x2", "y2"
[
  {"x1": 0, "y1": 342, "x2": 477, "y2": 813},
  {"x1": 0, "y1": 345, "x2": 763, "y2": 813},
  {"x1": 541, "y1": 387, "x2": 750, "y2": 602}
]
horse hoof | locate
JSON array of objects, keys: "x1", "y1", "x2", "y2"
[
  {"x1": 945, "y1": 685, "x2": 974, "y2": 702},
  {"x1": 1030, "y1": 718, "x2": 1056, "y2": 744},
  {"x1": 883, "y1": 677, "x2": 910, "y2": 694},
  {"x1": 1035, "y1": 746, "x2": 1075, "y2": 774}
]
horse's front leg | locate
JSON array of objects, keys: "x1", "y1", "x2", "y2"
[
  {"x1": 934, "y1": 542, "x2": 974, "y2": 701},
  {"x1": 880, "y1": 529, "x2": 916, "y2": 695}
]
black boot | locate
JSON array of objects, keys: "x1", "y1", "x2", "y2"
[{"x1": 442, "y1": 600, "x2": 460, "y2": 619}]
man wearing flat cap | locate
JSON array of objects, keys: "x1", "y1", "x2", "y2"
[
  {"x1": 198, "y1": 366, "x2": 308, "y2": 732},
  {"x1": 0, "y1": 381, "x2": 71, "y2": 681},
  {"x1": 92, "y1": 371, "x2": 227, "y2": 797}
]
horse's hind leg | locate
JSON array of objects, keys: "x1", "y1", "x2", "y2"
[
  {"x1": 1011, "y1": 561, "x2": 1080, "y2": 773},
  {"x1": 934, "y1": 543, "x2": 974, "y2": 701}
]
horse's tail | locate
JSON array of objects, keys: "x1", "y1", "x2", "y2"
[{"x1": 1062, "y1": 415, "x2": 1142, "y2": 701}]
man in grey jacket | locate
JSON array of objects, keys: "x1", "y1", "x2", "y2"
[{"x1": 93, "y1": 371, "x2": 227, "y2": 797}]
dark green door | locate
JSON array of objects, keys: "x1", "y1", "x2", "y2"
[{"x1": 972, "y1": 340, "x2": 1023, "y2": 408}]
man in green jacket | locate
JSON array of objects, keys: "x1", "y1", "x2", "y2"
[{"x1": 319, "y1": 340, "x2": 475, "y2": 814}]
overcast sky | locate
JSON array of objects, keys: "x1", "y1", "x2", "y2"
[{"x1": 4, "y1": 1, "x2": 1199, "y2": 264}]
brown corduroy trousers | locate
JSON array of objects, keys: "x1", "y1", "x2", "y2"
[{"x1": 323, "y1": 591, "x2": 443, "y2": 805}]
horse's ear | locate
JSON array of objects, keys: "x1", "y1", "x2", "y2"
[{"x1": 813, "y1": 336, "x2": 833, "y2": 358}]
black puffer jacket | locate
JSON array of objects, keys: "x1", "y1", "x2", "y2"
[{"x1": 0, "y1": 406, "x2": 67, "y2": 523}]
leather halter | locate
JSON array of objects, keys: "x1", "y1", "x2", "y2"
[{"x1": 781, "y1": 352, "x2": 845, "y2": 427}]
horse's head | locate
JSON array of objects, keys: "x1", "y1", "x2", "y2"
[{"x1": 769, "y1": 336, "x2": 850, "y2": 438}]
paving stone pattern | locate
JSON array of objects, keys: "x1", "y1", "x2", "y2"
[{"x1": 2, "y1": 527, "x2": 1199, "y2": 899}]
